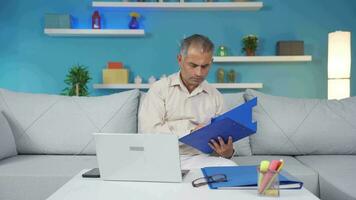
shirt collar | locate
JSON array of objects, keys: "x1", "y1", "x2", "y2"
[{"x1": 170, "y1": 72, "x2": 210, "y2": 95}]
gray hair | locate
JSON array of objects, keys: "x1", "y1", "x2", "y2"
[{"x1": 179, "y1": 34, "x2": 214, "y2": 57}]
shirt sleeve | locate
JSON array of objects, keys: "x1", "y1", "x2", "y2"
[{"x1": 138, "y1": 81, "x2": 172, "y2": 134}]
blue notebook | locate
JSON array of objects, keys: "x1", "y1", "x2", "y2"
[
  {"x1": 179, "y1": 98, "x2": 257, "y2": 154},
  {"x1": 201, "y1": 165, "x2": 303, "y2": 190}
]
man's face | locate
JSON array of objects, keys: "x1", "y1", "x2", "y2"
[{"x1": 178, "y1": 46, "x2": 213, "y2": 90}]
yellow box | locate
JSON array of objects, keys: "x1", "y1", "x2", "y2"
[{"x1": 103, "y1": 69, "x2": 129, "y2": 84}]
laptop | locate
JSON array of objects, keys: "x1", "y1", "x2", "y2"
[{"x1": 93, "y1": 133, "x2": 184, "y2": 183}]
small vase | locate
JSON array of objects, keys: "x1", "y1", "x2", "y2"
[
  {"x1": 148, "y1": 76, "x2": 156, "y2": 84},
  {"x1": 217, "y1": 46, "x2": 228, "y2": 57},
  {"x1": 246, "y1": 48, "x2": 256, "y2": 56},
  {"x1": 134, "y1": 75, "x2": 142, "y2": 84},
  {"x1": 217, "y1": 68, "x2": 225, "y2": 83},
  {"x1": 227, "y1": 70, "x2": 236, "y2": 83},
  {"x1": 129, "y1": 17, "x2": 139, "y2": 29}
]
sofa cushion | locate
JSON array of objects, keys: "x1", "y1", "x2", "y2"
[
  {"x1": 296, "y1": 155, "x2": 356, "y2": 200},
  {"x1": 0, "y1": 111, "x2": 17, "y2": 160},
  {"x1": 0, "y1": 155, "x2": 97, "y2": 200},
  {"x1": 0, "y1": 88, "x2": 140, "y2": 154},
  {"x1": 232, "y1": 155, "x2": 319, "y2": 196},
  {"x1": 137, "y1": 91, "x2": 146, "y2": 133},
  {"x1": 244, "y1": 89, "x2": 356, "y2": 155},
  {"x1": 223, "y1": 92, "x2": 251, "y2": 156}
]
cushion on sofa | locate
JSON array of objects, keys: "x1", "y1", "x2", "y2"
[
  {"x1": 137, "y1": 91, "x2": 146, "y2": 133},
  {"x1": 232, "y1": 155, "x2": 319, "y2": 196},
  {"x1": 0, "y1": 111, "x2": 17, "y2": 160},
  {"x1": 0, "y1": 155, "x2": 97, "y2": 200},
  {"x1": 244, "y1": 89, "x2": 356, "y2": 155},
  {"x1": 0, "y1": 88, "x2": 140, "y2": 155},
  {"x1": 223, "y1": 92, "x2": 252, "y2": 156},
  {"x1": 296, "y1": 155, "x2": 356, "y2": 200}
]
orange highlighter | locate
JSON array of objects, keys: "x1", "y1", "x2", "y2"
[{"x1": 258, "y1": 159, "x2": 284, "y2": 193}]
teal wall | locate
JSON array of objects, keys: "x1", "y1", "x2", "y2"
[{"x1": 0, "y1": 0, "x2": 355, "y2": 98}]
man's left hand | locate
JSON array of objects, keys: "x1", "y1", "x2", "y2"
[{"x1": 208, "y1": 136, "x2": 234, "y2": 159}]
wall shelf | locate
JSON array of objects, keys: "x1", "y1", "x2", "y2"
[
  {"x1": 213, "y1": 55, "x2": 312, "y2": 63},
  {"x1": 92, "y1": 2, "x2": 263, "y2": 11},
  {"x1": 94, "y1": 84, "x2": 151, "y2": 89},
  {"x1": 93, "y1": 83, "x2": 263, "y2": 89},
  {"x1": 44, "y1": 28, "x2": 145, "y2": 37}
]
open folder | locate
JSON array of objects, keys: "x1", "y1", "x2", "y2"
[
  {"x1": 201, "y1": 165, "x2": 303, "y2": 190},
  {"x1": 179, "y1": 97, "x2": 257, "y2": 154}
]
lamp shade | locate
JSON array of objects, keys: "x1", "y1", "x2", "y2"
[
  {"x1": 328, "y1": 79, "x2": 350, "y2": 100},
  {"x1": 328, "y1": 31, "x2": 351, "y2": 79}
]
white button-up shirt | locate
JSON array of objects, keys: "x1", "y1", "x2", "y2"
[{"x1": 138, "y1": 72, "x2": 225, "y2": 155}]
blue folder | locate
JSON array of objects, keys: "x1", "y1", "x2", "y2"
[
  {"x1": 179, "y1": 97, "x2": 257, "y2": 154},
  {"x1": 201, "y1": 165, "x2": 303, "y2": 190}
]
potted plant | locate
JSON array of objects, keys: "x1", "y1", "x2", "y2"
[
  {"x1": 242, "y1": 35, "x2": 258, "y2": 56},
  {"x1": 62, "y1": 64, "x2": 91, "y2": 96}
]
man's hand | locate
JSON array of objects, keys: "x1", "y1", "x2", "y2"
[
  {"x1": 190, "y1": 124, "x2": 205, "y2": 133},
  {"x1": 208, "y1": 136, "x2": 234, "y2": 159}
]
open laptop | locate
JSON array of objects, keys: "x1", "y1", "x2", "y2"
[{"x1": 93, "y1": 133, "x2": 185, "y2": 183}]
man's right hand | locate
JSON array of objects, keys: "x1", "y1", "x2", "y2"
[{"x1": 190, "y1": 124, "x2": 205, "y2": 133}]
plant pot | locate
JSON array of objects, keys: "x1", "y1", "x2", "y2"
[{"x1": 246, "y1": 48, "x2": 256, "y2": 56}]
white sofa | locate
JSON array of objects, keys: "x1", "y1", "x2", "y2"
[{"x1": 0, "y1": 88, "x2": 355, "y2": 200}]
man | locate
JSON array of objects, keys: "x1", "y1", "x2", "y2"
[{"x1": 139, "y1": 34, "x2": 235, "y2": 169}]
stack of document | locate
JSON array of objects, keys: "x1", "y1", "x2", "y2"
[
  {"x1": 201, "y1": 165, "x2": 303, "y2": 190},
  {"x1": 179, "y1": 98, "x2": 257, "y2": 154}
]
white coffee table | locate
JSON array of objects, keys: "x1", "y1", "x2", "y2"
[{"x1": 47, "y1": 169, "x2": 320, "y2": 200}]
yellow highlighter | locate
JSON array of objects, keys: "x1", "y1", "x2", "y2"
[{"x1": 258, "y1": 160, "x2": 270, "y2": 186}]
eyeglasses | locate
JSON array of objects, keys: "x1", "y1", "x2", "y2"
[{"x1": 192, "y1": 174, "x2": 227, "y2": 187}]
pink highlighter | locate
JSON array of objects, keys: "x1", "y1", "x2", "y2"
[{"x1": 258, "y1": 160, "x2": 282, "y2": 193}]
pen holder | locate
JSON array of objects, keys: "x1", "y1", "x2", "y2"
[{"x1": 257, "y1": 168, "x2": 280, "y2": 197}]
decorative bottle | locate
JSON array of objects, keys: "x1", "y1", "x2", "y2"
[
  {"x1": 129, "y1": 12, "x2": 140, "y2": 29},
  {"x1": 92, "y1": 11, "x2": 101, "y2": 29}
]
